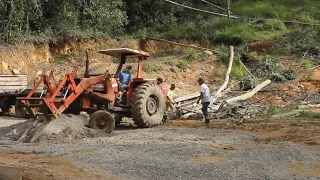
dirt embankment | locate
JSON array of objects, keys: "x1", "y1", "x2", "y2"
[{"x1": 0, "y1": 38, "x2": 140, "y2": 84}]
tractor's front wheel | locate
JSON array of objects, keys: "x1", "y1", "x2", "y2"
[
  {"x1": 89, "y1": 110, "x2": 115, "y2": 133},
  {"x1": 130, "y1": 82, "x2": 165, "y2": 127}
]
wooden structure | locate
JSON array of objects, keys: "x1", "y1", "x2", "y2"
[{"x1": 0, "y1": 75, "x2": 27, "y2": 92}]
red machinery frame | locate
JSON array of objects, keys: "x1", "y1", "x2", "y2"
[
  {"x1": 17, "y1": 48, "x2": 151, "y2": 119},
  {"x1": 17, "y1": 68, "x2": 114, "y2": 118}
]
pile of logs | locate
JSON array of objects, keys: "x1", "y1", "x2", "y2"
[{"x1": 171, "y1": 46, "x2": 271, "y2": 123}]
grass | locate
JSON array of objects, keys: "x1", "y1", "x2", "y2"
[
  {"x1": 142, "y1": 62, "x2": 163, "y2": 73},
  {"x1": 142, "y1": 0, "x2": 319, "y2": 47},
  {"x1": 231, "y1": 0, "x2": 320, "y2": 22},
  {"x1": 176, "y1": 60, "x2": 188, "y2": 69},
  {"x1": 253, "y1": 105, "x2": 320, "y2": 121},
  {"x1": 214, "y1": 45, "x2": 230, "y2": 63},
  {"x1": 296, "y1": 111, "x2": 320, "y2": 120},
  {"x1": 255, "y1": 105, "x2": 296, "y2": 119},
  {"x1": 152, "y1": 49, "x2": 184, "y2": 58},
  {"x1": 55, "y1": 54, "x2": 71, "y2": 63},
  {"x1": 231, "y1": 61, "x2": 247, "y2": 78},
  {"x1": 303, "y1": 59, "x2": 317, "y2": 72},
  {"x1": 186, "y1": 49, "x2": 208, "y2": 62},
  {"x1": 161, "y1": 18, "x2": 289, "y2": 46}
]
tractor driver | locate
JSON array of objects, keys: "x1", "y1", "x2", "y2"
[{"x1": 116, "y1": 65, "x2": 133, "y2": 92}]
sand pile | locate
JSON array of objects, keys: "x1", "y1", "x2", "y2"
[{"x1": 0, "y1": 114, "x2": 107, "y2": 142}]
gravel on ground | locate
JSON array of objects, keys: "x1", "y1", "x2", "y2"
[{"x1": 0, "y1": 121, "x2": 319, "y2": 180}]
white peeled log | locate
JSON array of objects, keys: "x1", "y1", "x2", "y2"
[
  {"x1": 225, "y1": 80, "x2": 271, "y2": 104},
  {"x1": 209, "y1": 80, "x2": 272, "y2": 113},
  {"x1": 211, "y1": 46, "x2": 234, "y2": 105}
]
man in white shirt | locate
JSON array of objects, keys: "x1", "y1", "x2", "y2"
[{"x1": 197, "y1": 77, "x2": 211, "y2": 126}]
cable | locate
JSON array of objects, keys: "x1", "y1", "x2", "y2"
[
  {"x1": 164, "y1": 0, "x2": 240, "y2": 19},
  {"x1": 199, "y1": 0, "x2": 226, "y2": 12},
  {"x1": 164, "y1": 0, "x2": 319, "y2": 26}
]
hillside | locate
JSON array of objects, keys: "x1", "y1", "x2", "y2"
[{"x1": 0, "y1": 0, "x2": 320, "y2": 103}]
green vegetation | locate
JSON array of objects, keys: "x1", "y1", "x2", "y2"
[
  {"x1": 176, "y1": 60, "x2": 188, "y2": 69},
  {"x1": 142, "y1": 63, "x2": 163, "y2": 73},
  {"x1": 0, "y1": 0, "x2": 126, "y2": 42},
  {"x1": 1, "y1": 0, "x2": 319, "y2": 44},
  {"x1": 303, "y1": 59, "x2": 317, "y2": 72},
  {"x1": 296, "y1": 111, "x2": 320, "y2": 120},
  {"x1": 281, "y1": 70, "x2": 298, "y2": 81}
]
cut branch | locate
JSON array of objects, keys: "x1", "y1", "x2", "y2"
[{"x1": 226, "y1": 80, "x2": 271, "y2": 104}]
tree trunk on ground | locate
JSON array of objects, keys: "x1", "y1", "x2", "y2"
[{"x1": 211, "y1": 46, "x2": 234, "y2": 105}]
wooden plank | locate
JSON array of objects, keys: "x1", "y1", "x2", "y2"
[
  {"x1": 0, "y1": 81, "x2": 27, "y2": 86},
  {"x1": 0, "y1": 86, "x2": 27, "y2": 90},
  {"x1": 0, "y1": 74, "x2": 27, "y2": 77},
  {"x1": 98, "y1": 48, "x2": 150, "y2": 58},
  {"x1": 0, "y1": 76, "x2": 27, "y2": 81},
  {"x1": 174, "y1": 92, "x2": 200, "y2": 103}
]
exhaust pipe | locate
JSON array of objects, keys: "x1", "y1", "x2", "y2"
[{"x1": 85, "y1": 51, "x2": 89, "y2": 78}]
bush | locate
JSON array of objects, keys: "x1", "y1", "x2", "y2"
[
  {"x1": 231, "y1": 62, "x2": 247, "y2": 78},
  {"x1": 214, "y1": 34, "x2": 244, "y2": 46},
  {"x1": 214, "y1": 45, "x2": 230, "y2": 63},
  {"x1": 239, "y1": 76, "x2": 253, "y2": 91},
  {"x1": 255, "y1": 19, "x2": 286, "y2": 31},
  {"x1": 164, "y1": 23, "x2": 202, "y2": 40},
  {"x1": 176, "y1": 60, "x2": 188, "y2": 69},
  {"x1": 276, "y1": 28, "x2": 320, "y2": 59},
  {"x1": 270, "y1": 73, "x2": 287, "y2": 83},
  {"x1": 303, "y1": 59, "x2": 317, "y2": 72},
  {"x1": 249, "y1": 55, "x2": 278, "y2": 77},
  {"x1": 281, "y1": 69, "x2": 298, "y2": 80},
  {"x1": 214, "y1": 24, "x2": 255, "y2": 45}
]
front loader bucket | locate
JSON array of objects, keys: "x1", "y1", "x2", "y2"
[{"x1": 15, "y1": 68, "x2": 111, "y2": 143}]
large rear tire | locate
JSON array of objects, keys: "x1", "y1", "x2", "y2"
[
  {"x1": 130, "y1": 82, "x2": 165, "y2": 127},
  {"x1": 89, "y1": 110, "x2": 115, "y2": 133}
]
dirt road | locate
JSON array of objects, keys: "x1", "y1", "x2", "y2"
[{"x1": 0, "y1": 119, "x2": 319, "y2": 180}]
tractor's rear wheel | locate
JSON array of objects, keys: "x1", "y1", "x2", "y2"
[
  {"x1": 89, "y1": 110, "x2": 115, "y2": 133},
  {"x1": 130, "y1": 82, "x2": 165, "y2": 127}
]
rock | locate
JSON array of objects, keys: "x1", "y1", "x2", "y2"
[
  {"x1": 68, "y1": 58, "x2": 77, "y2": 65},
  {"x1": 1, "y1": 62, "x2": 8, "y2": 71},
  {"x1": 37, "y1": 71, "x2": 43, "y2": 76},
  {"x1": 203, "y1": 50, "x2": 213, "y2": 56},
  {"x1": 11, "y1": 69, "x2": 21, "y2": 75},
  {"x1": 169, "y1": 67, "x2": 178, "y2": 73}
]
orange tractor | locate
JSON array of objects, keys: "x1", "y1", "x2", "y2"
[{"x1": 16, "y1": 48, "x2": 166, "y2": 133}]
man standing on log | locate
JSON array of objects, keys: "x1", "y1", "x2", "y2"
[{"x1": 197, "y1": 77, "x2": 211, "y2": 126}]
